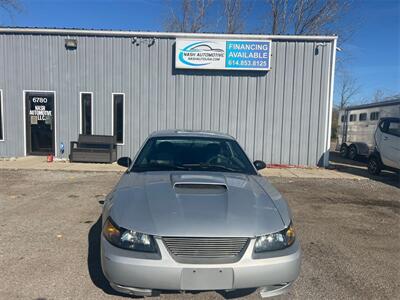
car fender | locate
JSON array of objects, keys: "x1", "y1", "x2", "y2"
[
  {"x1": 253, "y1": 176, "x2": 292, "y2": 228},
  {"x1": 368, "y1": 149, "x2": 384, "y2": 164}
]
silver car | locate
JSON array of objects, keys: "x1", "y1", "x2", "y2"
[{"x1": 101, "y1": 130, "x2": 301, "y2": 298}]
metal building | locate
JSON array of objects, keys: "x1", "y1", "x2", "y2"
[{"x1": 0, "y1": 27, "x2": 337, "y2": 166}]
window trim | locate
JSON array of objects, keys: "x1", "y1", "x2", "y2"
[
  {"x1": 370, "y1": 111, "x2": 379, "y2": 121},
  {"x1": 22, "y1": 90, "x2": 57, "y2": 156},
  {"x1": 386, "y1": 120, "x2": 400, "y2": 138},
  {"x1": 379, "y1": 120, "x2": 387, "y2": 132},
  {"x1": 0, "y1": 89, "x2": 4, "y2": 141},
  {"x1": 359, "y1": 113, "x2": 367, "y2": 121},
  {"x1": 111, "y1": 92, "x2": 125, "y2": 145},
  {"x1": 79, "y1": 92, "x2": 94, "y2": 135},
  {"x1": 349, "y1": 114, "x2": 357, "y2": 122}
]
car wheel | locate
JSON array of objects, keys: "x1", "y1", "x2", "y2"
[
  {"x1": 368, "y1": 156, "x2": 381, "y2": 175},
  {"x1": 340, "y1": 144, "x2": 348, "y2": 158},
  {"x1": 348, "y1": 145, "x2": 358, "y2": 160}
]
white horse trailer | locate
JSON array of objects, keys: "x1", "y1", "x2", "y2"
[{"x1": 337, "y1": 97, "x2": 400, "y2": 159}]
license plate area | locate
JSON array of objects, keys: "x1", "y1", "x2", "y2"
[{"x1": 181, "y1": 268, "x2": 233, "y2": 290}]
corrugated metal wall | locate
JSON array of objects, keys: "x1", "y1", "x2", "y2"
[{"x1": 0, "y1": 32, "x2": 334, "y2": 166}]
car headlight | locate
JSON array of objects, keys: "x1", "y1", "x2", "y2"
[
  {"x1": 103, "y1": 217, "x2": 157, "y2": 252},
  {"x1": 254, "y1": 222, "x2": 295, "y2": 252}
]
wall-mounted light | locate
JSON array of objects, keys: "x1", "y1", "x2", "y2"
[
  {"x1": 148, "y1": 38, "x2": 155, "y2": 47},
  {"x1": 314, "y1": 42, "x2": 327, "y2": 55},
  {"x1": 65, "y1": 38, "x2": 77, "y2": 50},
  {"x1": 132, "y1": 37, "x2": 155, "y2": 47}
]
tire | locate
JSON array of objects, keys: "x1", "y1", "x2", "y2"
[
  {"x1": 348, "y1": 145, "x2": 358, "y2": 160},
  {"x1": 368, "y1": 156, "x2": 382, "y2": 175},
  {"x1": 340, "y1": 144, "x2": 348, "y2": 158}
]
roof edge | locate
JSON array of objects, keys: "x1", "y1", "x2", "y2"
[
  {"x1": 344, "y1": 98, "x2": 400, "y2": 111},
  {"x1": 0, "y1": 27, "x2": 338, "y2": 41}
]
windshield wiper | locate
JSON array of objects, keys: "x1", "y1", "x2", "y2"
[{"x1": 181, "y1": 163, "x2": 239, "y2": 172}]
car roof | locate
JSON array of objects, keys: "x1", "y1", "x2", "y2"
[
  {"x1": 149, "y1": 130, "x2": 235, "y2": 140},
  {"x1": 380, "y1": 117, "x2": 400, "y2": 121}
]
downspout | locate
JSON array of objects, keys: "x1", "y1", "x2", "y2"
[{"x1": 323, "y1": 38, "x2": 338, "y2": 167}]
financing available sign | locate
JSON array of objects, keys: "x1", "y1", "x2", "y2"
[{"x1": 175, "y1": 39, "x2": 271, "y2": 71}]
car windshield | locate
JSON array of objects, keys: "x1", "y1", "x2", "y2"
[{"x1": 131, "y1": 137, "x2": 257, "y2": 175}]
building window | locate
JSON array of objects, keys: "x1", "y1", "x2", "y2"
[
  {"x1": 341, "y1": 115, "x2": 345, "y2": 122},
  {"x1": 113, "y1": 94, "x2": 124, "y2": 144},
  {"x1": 80, "y1": 92, "x2": 93, "y2": 135},
  {"x1": 0, "y1": 90, "x2": 3, "y2": 140},
  {"x1": 359, "y1": 113, "x2": 367, "y2": 121},
  {"x1": 349, "y1": 114, "x2": 357, "y2": 122},
  {"x1": 370, "y1": 112, "x2": 379, "y2": 121}
]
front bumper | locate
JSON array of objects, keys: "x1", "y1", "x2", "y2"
[{"x1": 101, "y1": 236, "x2": 301, "y2": 296}]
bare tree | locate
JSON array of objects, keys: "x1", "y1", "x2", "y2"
[
  {"x1": 332, "y1": 71, "x2": 359, "y2": 144},
  {"x1": 164, "y1": 0, "x2": 214, "y2": 33},
  {"x1": 221, "y1": 0, "x2": 250, "y2": 34},
  {"x1": 264, "y1": 0, "x2": 352, "y2": 38},
  {"x1": 336, "y1": 71, "x2": 360, "y2": 109},
  {"x1": 331, "y1": 106, "x2": 339, "y2": 139},
  {"x1": 267, "y1": 0, "x2": 289, "y2": 35},
  {"x1": 372, "y1": 89, "x2": 385, "y2": 103},
  {"x1": 0, "y1": 0, "x2": 22, "y2": 23}
]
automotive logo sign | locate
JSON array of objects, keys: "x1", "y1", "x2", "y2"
[
  {"x1": 175, "y1": 39, "x2": 271, "y2": 71},
  {"x1": 178, "y1": 41, "x2": 225, "y2": 67}
]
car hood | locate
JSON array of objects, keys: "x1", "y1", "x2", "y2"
[{"x1": 108, "y1": 172, "x2": 285, "y2": 237}]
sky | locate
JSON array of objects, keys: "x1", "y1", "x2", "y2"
[{"x1": 0, "y1": 0, "x2": 399, "y2": 105}]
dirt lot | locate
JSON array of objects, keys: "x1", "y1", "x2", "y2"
[{"x1": 0, "y1": 169, "x2": 399, "y2": 300}]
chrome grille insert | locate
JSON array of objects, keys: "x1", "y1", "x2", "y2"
[{"x1": 162, "y1": 237, "x2": 249, "y2": 264}]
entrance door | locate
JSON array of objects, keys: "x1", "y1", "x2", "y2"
[{"x1": 26, "y1": 92, "x2": 55, "y2": 155}]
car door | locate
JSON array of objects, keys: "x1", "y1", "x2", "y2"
[{"x1": 378, "y1": 119, "x2": 400, "y2": 169}]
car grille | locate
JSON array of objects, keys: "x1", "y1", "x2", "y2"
[{"x1": 162, "y1": 237, "x2": 249, "y2": 264}]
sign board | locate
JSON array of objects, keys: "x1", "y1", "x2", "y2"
[{"x1": 175, "y1": 39, "x2": 271, "y2": 71}]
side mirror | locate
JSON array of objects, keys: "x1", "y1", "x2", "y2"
[
  {"x1": 253, "y1": 160, "x2": 267, "y2": 170},
  {"x1": 117, "y1": 157, "x2": 132, "y2": 168}
]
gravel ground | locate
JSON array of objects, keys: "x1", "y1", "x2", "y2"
[{"x1": 0, "y1": 169, "x2": 399, "y2": 300}]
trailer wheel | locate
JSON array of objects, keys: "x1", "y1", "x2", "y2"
[
  {"x1": 368, "y1": 156, "x2": 381, "y2": 175},
  {"x1": 348, "y1": 145, "x2": 358, "y2": 160},
  {"x1": 340, "y1": 144, "x2": 348, "y2": 158}
]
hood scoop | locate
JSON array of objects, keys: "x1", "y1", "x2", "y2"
[
  {"x1": 171, "y1": 174, "x2": 228, "y2": 192},
  {"x1": 174, "y1": 182, "x2": 227, "y2": 190}
]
